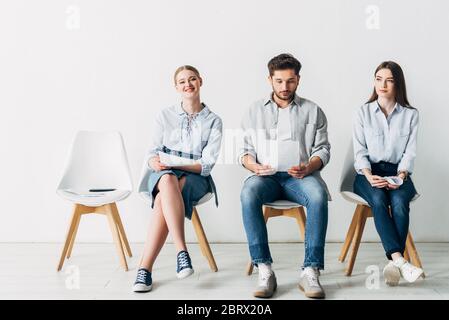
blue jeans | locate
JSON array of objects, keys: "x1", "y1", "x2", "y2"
[
  {"x1": 353, "y1": 162, "x2": 417, "y2": 260},
  {"x1": 240, "y1": 172, "x2": 328, "y2": 270}
]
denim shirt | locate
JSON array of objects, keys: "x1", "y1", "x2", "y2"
[
  {"x1": 353, "y1": 101, "x2": 419, "y2": 174},
  {"x1": 146, "y1": 103, "x2": 223, "y2": 205},
  {"x1": 238, "y1": 93, "x2": 332, "y2": 199}
]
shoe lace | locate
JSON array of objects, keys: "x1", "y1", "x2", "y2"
[
  {"x1": 304, "y1": 268, "x2": 320, "y2": 287},
  {"x1": 136, "y1": 269, "x2": 148, "y2": 283},
  {"x1": 177, "y1": 251, "x2": 191, "y2": 269},
  {"x1": 258, "y1": 271, "x2": 272, "y2": 286},
  {"x1": 401, "y1": 262, "x2": 420, "y2": 275}
]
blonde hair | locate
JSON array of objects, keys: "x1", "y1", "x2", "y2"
[{"x1": 174, "y1": 65, "x2": 201, "y2": 85}]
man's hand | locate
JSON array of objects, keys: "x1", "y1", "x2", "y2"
[
  {"x1": 288, "y1": 162, "x2": 311, "y2": 179},
  {"x1": 242, "y1": 155, "x2": 275, "y2": 176},
  {"x1": 149, "y1": 156, "x2": 171, "y2": 172}
]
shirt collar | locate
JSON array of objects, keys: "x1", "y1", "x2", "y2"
[
  {"x1": 176, "y1": 102, "x2": 210, "y2": 118},
  {"x1": 372, "y1": 101, "x2": 403, "y2": 114},
  {"x1": 264, "y1": 93, "x2": 301, "y2": 107}
]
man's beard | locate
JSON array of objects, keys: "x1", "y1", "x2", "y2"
[{"x1": 273, "y1": 90, "x2": 295, "y2": 102}]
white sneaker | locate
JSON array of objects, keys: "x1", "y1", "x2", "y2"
[
  {"x1": 383, "y1": 261, "x2": 401, "y2": 286},
  {"x1": 253, "y1": 270, "x2": 277, "y2": 298},
  {"x1": 298, "y1": 267, "x2": 325, "y2": 299},
  {"x1": 393, "y1": 257, "x2": 424, "y2": 283}
]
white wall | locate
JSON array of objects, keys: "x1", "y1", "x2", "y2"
[{"x1": 1, "y1": 0, "x2": 448, "y2": 243}]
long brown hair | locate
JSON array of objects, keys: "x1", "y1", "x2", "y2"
[{"x1": 367, "y1": 61, "x2": 415, "y2": 109}]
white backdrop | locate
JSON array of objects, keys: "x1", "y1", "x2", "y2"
[{"x1": 1, "y1": 0, "x2": 448, "y2": 243}]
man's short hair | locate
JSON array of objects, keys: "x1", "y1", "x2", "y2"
[{"x1": 268, "y1": 53, "x2": 302, "y2": 76}]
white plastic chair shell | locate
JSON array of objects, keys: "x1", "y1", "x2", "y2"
[{"x1": 56, "y1": 131, "x2": 133, "y2": 207}]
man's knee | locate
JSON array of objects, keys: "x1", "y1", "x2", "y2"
[
  {"x1": 306, "y1": 185, "x2": 327, "y2": 207},
  {"x1": 240, "y1": 178, "x2": 265, "y2": 206}
]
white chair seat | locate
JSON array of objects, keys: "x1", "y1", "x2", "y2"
[
  {"x1": 57, "y1": 189, "x2": 131, "y2": 207},
  {"x1": 196, "y1": 192, "x2": 213, "y2": 206},
  {"x1": 56, "y1": 131, "x2": 133, "y2": 207},
  {"x1": 341, "y1": 191, "x2": 420, "y2": 207},
  {"x1": 264, "y1": 200, "x2": 302, "y2": 209}
]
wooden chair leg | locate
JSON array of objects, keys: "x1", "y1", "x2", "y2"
[
  {"x1": 345, "y1": 206, "x2": 368, "y2": 276},
  {"x1": 405, "y1": 231, "x2": 425, "y2": 277},
  {"x1": 110, "y1": 203, "x2": 132, "y2": 258},
  {"x1": 105, "y1": 204, "x2": 128, "y2": 271},
  {"x1": 57, "y1": 204, "x2": 82, "y2": 271},
  {"x1": 66, "y1": 210, "x2": 82, "y2": 259},
  {"x1": 403, "y1": 247, "x2": 411, "y2": 261},
  {"x1": 294, "y1": 207, "x2": 307, "y2": 241},
  {"x1": 339, "y1": 205, "x2": 363, "y2": 262},
  {"x1": 247, "y1": 206, "x2": 272, "y2": 276},
  {"x1": 191, "y1": 208, "x2": 218, "y2": 272}
]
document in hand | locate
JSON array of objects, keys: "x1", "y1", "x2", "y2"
[
  {"x1": 158, "y1": 151, "x2": 199, "y2": 166},
  {"x1": 256, "y1": 139, "x2": 300, "y2": 172},
  {"x1": 383, "y1": 176, "x2": 403, "y2": 186}
]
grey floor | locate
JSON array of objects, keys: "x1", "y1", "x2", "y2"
[{"x1": 1, "y1": 242, "x2": 448, "y2": 300}]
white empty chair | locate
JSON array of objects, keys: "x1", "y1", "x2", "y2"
[
  {"x1": 138, "y1": 162, "x2": 218, "y2": 272},
  {"x1": 246, "y1": 200, "x2": 306, "y2": 275},
  {"x1": 338, "y1": 143, "x2": 423, "y2": 276},
  {"x1": 56, "y1": 131, "x2": 133, "y2": 271}
]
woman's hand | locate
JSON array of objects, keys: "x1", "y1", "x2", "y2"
[
  {"x1": 386, "y1": 172, "x2": 406, "y2": 190},
  {"x1": 366, "y1": 174, "x2": 389, "y2": 188},
  {"x1": 149, "y1": 156, "x2": 171, "y2": 172},
  {"x1": 386, "y1": 183, "x2": 400, "y2": 190}
]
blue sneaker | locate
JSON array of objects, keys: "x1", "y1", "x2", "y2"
[
  {"x1": 176, "y1": 250, "x2": 194, "y2": 279},
  {"x1": 133, "y1": 268, "x2": 152, "y2": 292}
]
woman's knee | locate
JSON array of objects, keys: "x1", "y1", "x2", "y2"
[
  {"x1": 157, "y1": 174, "x2": 178, "y2": 191},
  {"x1": 368, "y1": 189, "x2": 388, "y2": 206},
  {"x1": 390, "y1": 197, "x2": 410, "y2": 214}
]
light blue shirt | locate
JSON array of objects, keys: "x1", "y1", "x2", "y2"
[
  {"x1": 353, "y1": 101, "x2": 419, "y2": 174},
  {"x1": 238, "y1": 93, "x2": 332, "y2": 199},
  {"x1": 146, "y1": 103, "x2": 223, "y2": 177},
  {"x1": 238, "y1": 94, "x2": 331, "y2": 167}
]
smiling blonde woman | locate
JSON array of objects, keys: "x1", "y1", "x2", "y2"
[{"x1": 133, "y1": 65, "x2": 223, "y2": 293}]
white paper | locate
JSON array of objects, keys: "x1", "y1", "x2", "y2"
[
  {"x1": 255, "y1": 138, "x2": 300, "y2": 172},
  {"x1": 383, "y1": 176, "x2": 403, "y2": 186},
  {"x1": 158, "y1": 151, "x2": 198, "y2": 166},
  {"x1": 276, "y1": 140, "x2": 301, "y2": 171}
]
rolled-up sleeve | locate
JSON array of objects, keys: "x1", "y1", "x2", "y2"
[
  {"x1": 309, "y1": 107, "x2": 331, "y2": 169},
  {"x1": 199, "y1": 117, "x2": 223, "y2": 176},
  {"x1": 145, "y1": 112, "x2": 164, "y2": 169},
  {"x1": 398, "y1": 110, "x2": 419, "y2": 174},
  {"x1": 237, "y1": 107, "x2": 257, "y2": 167},
  {"x1": 353, "y1": 107, "x2": 371, "y2": 174}
]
